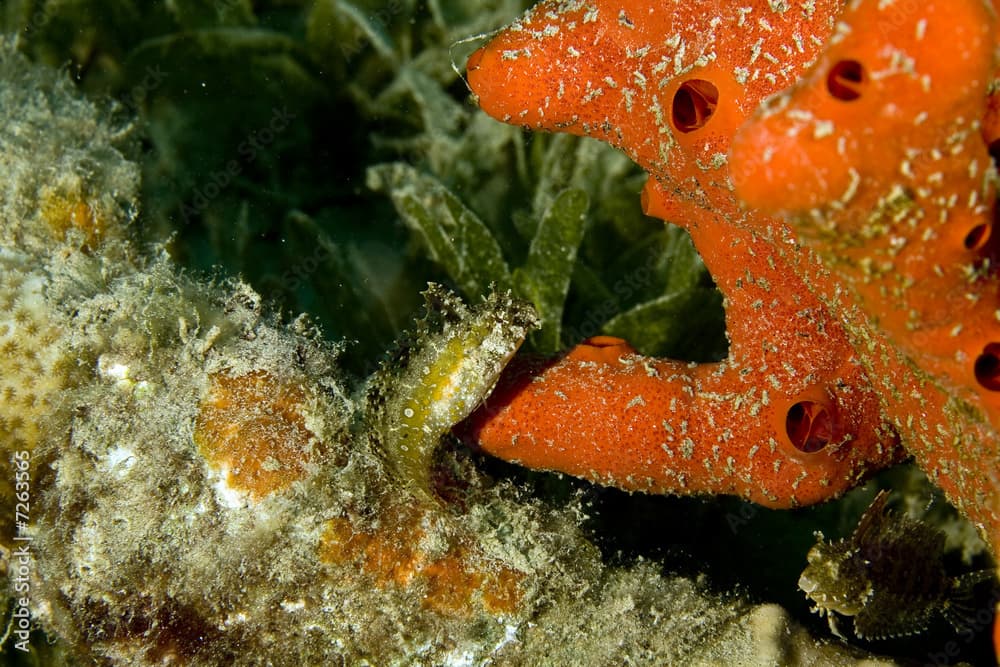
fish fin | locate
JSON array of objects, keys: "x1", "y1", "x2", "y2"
[
  {"x1": 853, "y1": 592, "x2": 933, "y2": 640},
  {"x1": 942, "y1": 570, "x2": 998, "y2": 635},
  {"x1": 828, "y1": 613, "x2": 847, "y2": 641},
  {"x1": 852, "y1": 490, "x2": 893, "y2": 547}
]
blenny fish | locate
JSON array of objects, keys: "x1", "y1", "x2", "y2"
[{"x1": 800, "y1": 491, "x2": 996, "y2": 641}]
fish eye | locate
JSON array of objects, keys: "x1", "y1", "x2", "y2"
[{"x1": 806, "y1": 544, "x2": 824, "y2": 564}]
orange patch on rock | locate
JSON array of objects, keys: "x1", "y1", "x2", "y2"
[
  {"x1": 318, "y1": 505, "x2": 524, "y2": 616},
  {"x1": 39, "y1": 188, "x2": 106, "y2": 247},
  {"x1": 194, "y1": 370, "x2": 318, "y2": 500}
]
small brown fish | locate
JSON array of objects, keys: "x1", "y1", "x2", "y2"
[{"x1": 799, "y1": 490, "x2": 996, "y2": 640}]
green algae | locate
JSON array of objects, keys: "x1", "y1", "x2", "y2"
[
  {"x1": 513, "y1": 188, "x2": 589, "y2": 352},
  {"x1": 2, "y1": 0, "x2": 724, "y2": 370},
  {"x1": 367, "y1": 163, "x2": 514, "y2": 296}
]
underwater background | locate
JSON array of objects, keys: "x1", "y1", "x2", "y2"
[{"x1": 0, "y1": 1, "x2": 997, "y2": 665}]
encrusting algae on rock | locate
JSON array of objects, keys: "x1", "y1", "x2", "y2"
[
  {"x1": 0, "y1": 40, "x2": 922, "y2": 665},
  {"x1": 318, "y1": 499, "x2": 527, "y2": 617},
  {"x1": 195, "y1": 369, "x2": 323, "y2": 501},
  {"x1": 0, "y1": 27, "x2": 139, "y2": 550},
  {"x1": 319, "y1": 283, "x2": 537, "y2": 618}
]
